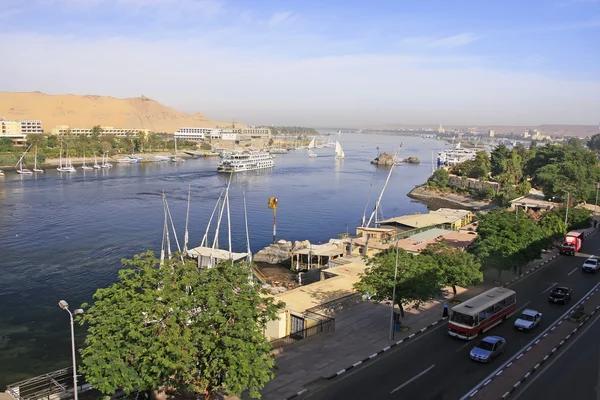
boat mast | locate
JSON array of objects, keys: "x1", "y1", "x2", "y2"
[
  {"x1": 243, "y1": 190, "x2": 252, "y2": 264},
  {"x1": 164, "y1": 195, "x2": 183, "y2": 260},
  {"x1": 183, "y1": 184, "x2": 191, "y2": 253},
  {"x1": 15, "y1": 144, "x2": 32, "y2": 169},
  {"x1": 211, "y1": 178, "x2": 232, "y2": 250},
  {"x1": 226, "y1": 180, "x2": 232, "y2": 264},
  {"x1": 201, "y1": 189, "x2": 224, "y2": 247},
  {"x1": 361, "y1": 174, "x2": 375, "y2": 227},
  {"x1": 366, "y1": 163, "x2": 396, "y2": 228}
]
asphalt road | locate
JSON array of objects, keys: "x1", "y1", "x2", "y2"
[
  {"x1": 304, "y1": 231, "x2": 600, "y2": 400},
  {"x1": 513, "y1": 303, "x2": 600, "y2": 400}
]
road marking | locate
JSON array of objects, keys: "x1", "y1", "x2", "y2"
[
  {"x1": 390, "y1": 364, "x2": 435, "y2": 394},
  {"x1": 541, "y1": 282, "x2": 558, "y2": 294},
  {"x1": 461, "y1": 280, "x2": 600, "y2": 400},
  {"x1": 512, "y1": 311, "x2": 600, "y2": 400},
  {"x1": 456, "y1": 342, "x2": 470, "y2": 352},
  {"x1": 568, "y1": 267, "x2": 579, "y2": 276}
]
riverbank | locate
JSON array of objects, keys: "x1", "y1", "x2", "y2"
[{"x1": 407, "y1": 184, "x2": 496, "y2": 211}]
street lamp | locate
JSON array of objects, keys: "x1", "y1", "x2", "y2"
[
  {"x1": 389, "y1": 239, "x2": 400, "y2": 341},
  {"x1": 59, "y1": 300, "x2": 84, "y2": 400},
  {"x1": 563, "y1": 190, "x2": 571, "y2": 227},
  {"x1": 595, "y1": 183, "x2": 599, "y2": 217}
]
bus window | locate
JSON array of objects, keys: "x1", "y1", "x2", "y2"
[{"x1": 451, "y1": 311, "x2": 474, "y2": 326}]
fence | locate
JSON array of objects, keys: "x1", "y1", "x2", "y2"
[
  {"x1": 5, "y1": 367, "x2": 91, "y2": 400},
  {"x1": 306, "y1": 293, "x2": 364, "y2": 317},
  {"x1": 270, "y1": 315, "x2": 335, "y2": 349},
  {"x1": 384, "y1": 224, "x2": 452, "y2": 243}
]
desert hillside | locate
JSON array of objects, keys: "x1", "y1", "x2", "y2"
[{"x1": 0, "y1": 91, "x2": 241, "y2": 133}]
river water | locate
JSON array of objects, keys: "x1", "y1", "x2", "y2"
[{"x1": 0, "y1": 132, "x2": 447, "y2": 386}]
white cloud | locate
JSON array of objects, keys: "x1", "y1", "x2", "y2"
[
  {"x1": 398, "y1": 33, "x2": 480, "y2": 50},
  {"x1": 426, "y1": 33, "x2": 480, "y2": 49},
  {"x1": 268, "y1": 11, "x2": 295, "y2": 27},
  {"x1": 0, "y1": 33, "x2": 598, "y2": 127}
]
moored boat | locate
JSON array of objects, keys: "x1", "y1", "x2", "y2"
[{"x1": 217, "y1": 150, "x2": 274, "y2": 173}]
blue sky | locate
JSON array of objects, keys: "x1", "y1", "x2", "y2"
[{"x1": 1, "y1": 0, "x2": 599, "y2": 126}]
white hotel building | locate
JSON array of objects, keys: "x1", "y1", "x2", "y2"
[
  {"x1": 0, "y1": 117, "x2": 43, "y2": 145},
  {"x1": 174, "y1": 127, "x2": 271, "y2": 142}
]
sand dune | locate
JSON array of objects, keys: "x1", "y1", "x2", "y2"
[{"x1": 0, "y1": 91, "x2": 242, "y2": 133}]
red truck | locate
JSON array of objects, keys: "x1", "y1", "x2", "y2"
[{"x1": 559, "y1": 231, "x2": 585, "y2": 256}]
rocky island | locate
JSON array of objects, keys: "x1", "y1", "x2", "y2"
[
  {"x1": 402, "y1": 157, "x2": 420, "y2": 164},
  {"x1": 370, "y1": 152, "x2": 395, "y2": 166},
  {"x1": 253, "y1": 239, "x2": 311, "y2": 265}
]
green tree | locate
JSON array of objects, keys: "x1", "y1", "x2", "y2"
[
  {"x1": 587, "y1": 133, "x2": 600, "y2": 152},
  {"x1": 420, "y1": 241, "x2": 483, "y2": 297},
  {"x1": 91, "y1": 125, "x2": 103, "y2": 141},
  {"x1": 79, "y1": 252, "x2": 283, "y2": 399},
  {"x1": 490, "y1": 144, "x2": 511, "y2": 177},
  {"x1": 428, "y1": 168, "x2": 450, "y2": 188},
  {"x1": 353, "y1": 248, "x2": 442, "y2": 317},
  {"x1": 0, "y1": 137, "x2": 15, "y2": 152}
]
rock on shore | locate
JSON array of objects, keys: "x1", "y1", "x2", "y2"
[
  {"x1": 253, "y1": 239, "x2": 311, "y2": 265},
  {"x1": 407, "y1": 185, "x2": 495, "y2": 211}
]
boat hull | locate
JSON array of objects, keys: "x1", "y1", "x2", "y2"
[{"x1": 17, "y1": 169, "x2": 33, "y2": 175}]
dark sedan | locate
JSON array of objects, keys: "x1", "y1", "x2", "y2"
[{"x1": 549, "y1": 286, "x2": 572, "y2": 304}]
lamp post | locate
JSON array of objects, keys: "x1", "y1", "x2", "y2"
[
  {"x1": 595, "y1": 183, "x2": 599, "y2": 217},
  {"x1": 389, "y1": 239, "x2": 400, "y2": 341},
  {"x1": 59, "y1": 300, "x2": 84, "y2": 400},
  {"x1": 563, "y1": 190, "x2": 571, "y2": 227}
]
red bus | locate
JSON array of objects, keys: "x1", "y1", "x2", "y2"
[{"x1": 448, "y1": 287, "x2": 516, "y2": 340}]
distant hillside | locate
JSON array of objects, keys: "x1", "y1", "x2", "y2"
[
  {"x1": 0, "y1": 91, "x2": 242, "y2": 133},
  {"x1": 370, "y1": 123, "x2": 599, "y2": 137}
]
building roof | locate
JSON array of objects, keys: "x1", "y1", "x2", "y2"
[
  {"x1": 273, "y1": 259, "x2": 368, "y2": 313},
  {"x1": 187, "y1": 246, "x2": 247, "y2": 260},
  {"x1": 379, "y1": 213, "x2": 462, "y2": 228},
  {"x1": 510, "y1": 193, "x2": 559, "y2": 209},
  {"x1": 430, "y1": 208, "x2": 472, "y2": 219},
  {"x1": 293, "y1": 243, "x2": 345, "y2": 256}
]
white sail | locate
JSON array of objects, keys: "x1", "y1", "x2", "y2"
[
  {"x1": 307, "y1": 138, "x2": 316, "y2": 149},
  {"x1": 335, "y1": 141, "x2": 345, "y2": 159}
]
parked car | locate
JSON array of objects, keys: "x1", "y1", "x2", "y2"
[
  {"x1": 582, "y1": 258, "x2": 600, "y2": 273},
  {"x1": 469, "y1": 336, "x2": 506, "y2": 363},
  {"x1": 549, "y1": 286, "x2": 573, "y2": 304},
  {"x1": 514, "y1": 309, "x2": 542, "y2": 331}
]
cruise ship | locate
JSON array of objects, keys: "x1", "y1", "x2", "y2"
[
  {"x1": 217, "y1": 150, "x2": 274, "y2": 173},
  {"x1": 437, "y1": 143, "x2": 480, "y2": 166}
]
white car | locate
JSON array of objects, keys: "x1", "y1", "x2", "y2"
[
  {"x1": 514, "y1": 309, "x2": 542, "y2": 331},
  {"x1": 582, "y1": 258, "x2": 600, "y2": 273}
]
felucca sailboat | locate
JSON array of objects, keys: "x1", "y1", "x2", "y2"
[
  {"x1": 16, "y1": 144, "x2": 33, "y2": 175},
  {"x1": 33, "y1": 145, "x2": 43, "y2": 172},
  {"x1": 334, "y1": 140, "x2": 345, "y2": 160}
]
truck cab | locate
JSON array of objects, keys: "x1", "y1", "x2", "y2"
[{"x1": 559, "y1": 231, "x2": 585, "y2": 256}]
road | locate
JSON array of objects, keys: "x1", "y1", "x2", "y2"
[
  {"x1": 513, "y1": 301, "x2": 600, "y2": 400},
  {"x1": 304, "y1": 231, "x2": 600, "y2": 400}
]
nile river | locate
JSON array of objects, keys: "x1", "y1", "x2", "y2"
[{"x1": 0, "y1": 132, "x2": 447, "y2": 386}]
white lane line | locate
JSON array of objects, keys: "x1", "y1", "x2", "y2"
[
  {"x1": 568, "y1": 267, "x2": 579, "y2": 276},
  {"x1": 456, "y1": 342, "x2": 470, "y2": 352},
  {"x1": 541, "y1": 282, "x2": 558, "y2": 294},
  {"x1": 513, "y1": 311, "x2": 600, "y2": 400},
  {"x1": 390, "y1": 364, "x2": 436, "y2": 394}
]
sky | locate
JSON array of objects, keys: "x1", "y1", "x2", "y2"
[{"x1": 1, "y1": 0, "x2": 599, "y2": 127}]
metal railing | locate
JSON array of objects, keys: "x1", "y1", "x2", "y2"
[
  {"x1": 384, "y1": 224, "x2": 453, "y2": 243},
  {"x1": 306, "y1": 293, "x2": 363, "y2": 317},
  {"x1": 270, "y1": 316, "x2": 335, "y2": 349}
]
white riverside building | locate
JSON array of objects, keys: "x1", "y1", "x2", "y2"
[
  {"x1": 51, "y1": 125, "x2": 150, "y2": 137},
  {"x1": 0, "y1": 117, "x2": 43, "y2": 145},
  {"x1": 174, "y1": 127, "x2": 271, "y2": 142},
  {"x1": 217, "y1": 150, "x2": 274, "y2": 173}
]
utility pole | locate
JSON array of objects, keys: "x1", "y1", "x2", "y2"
[
  {"x1": 389, "y1": 239, "x2": 400, "y2": 341},
  {"x1": 564, "y1": 191, "x2": 571, "y2": 227},
  {"x1": 268, "y1": 197, "x2": 278, "y2": 244},
  {"x1": 595, "y1": 183, "x2": 599, "y2": 217}
]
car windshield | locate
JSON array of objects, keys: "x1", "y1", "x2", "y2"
[
  {"x1": 477, "y1": 340, "x2": 495, "y2": 351},
  {"x1": 587, "y1": 259, "x2": 598, "y2": 265},
  {"x1": 450, "y1": 311, "x2": 475, "y2": 326},
  {"x1": 519, "y1": 314, "x2": 535, "y2": 321},
  {"x1": 552, "y1": 288, "x2": 567, "y2": 296}
]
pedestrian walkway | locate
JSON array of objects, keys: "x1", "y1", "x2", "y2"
[{"x1": 258, "y1": 245, "x2": 567, "y2": 400}]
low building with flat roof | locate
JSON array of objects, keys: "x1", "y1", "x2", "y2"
[
  {"x1": 510, "y1": 193, "x2": 559, "y2": 212},
  {"x1": 52, "y1": 125, "x2": 150, "y2": 138},
  {"x1": 379, "y1": 208, "x2": 472, "y2": 231}
]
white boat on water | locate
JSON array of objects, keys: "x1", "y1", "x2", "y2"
[
  {"x1": 334, "y1": 140, "x2": 345, "y2": 160},
  {"x1": 172, "y1": 137, "x2": 185, "y2": 163},
  {"x1": 57, "y1": 142, "x2": 76, "y2": 172},
  {"x1": 93, "y1": 154, "x2": 101, "y2": 169},
  {"x1": 217, "y1": 150, "x2": 274, "y2": 173},
  {"x1": 81, "y1": 152, "x2": 93, "y2": 170},
  {"x1": 101, "y1": 152, "x2": 113, "y2": 168},
  {"x1": 307, "y1": 138, "x2": 318, "y2": 158},
  {"x1": 16, "y1": 144, "x2": 33, "y2": 175},
  {"x1": 437, "y1": 143, "x2": 479, "y2": 166},
  {"x1": 33, "y1": 145, "x2": 44, "y2": 173}
]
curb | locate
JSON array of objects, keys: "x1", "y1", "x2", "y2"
[
  {"x1": 324, "y1": 317, "x2": 448, "y2": 380},
  {"x1": 501, "y1": 304, "x2": 600, "y2": 399},
  {"x1": 502, "y1": 254, "x2": 559, "y2": 288},
  {"x1": 466, "y1": 285, "x2": 600, "y2": 398}
]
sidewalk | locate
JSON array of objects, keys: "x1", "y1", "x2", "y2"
[{"x1": 259, "y1": 246, "x2": 565, "y2": 400}]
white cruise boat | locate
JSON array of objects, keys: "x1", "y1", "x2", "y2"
[
  {"x1": 217, "y1": 150, "x2": 274, "y2": 173},
  {"x1": 437, "y1": 143, "x2": 480, "y2": 166}
]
